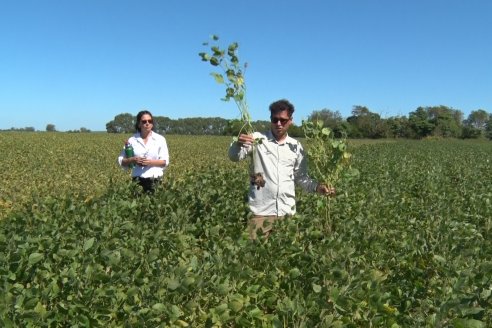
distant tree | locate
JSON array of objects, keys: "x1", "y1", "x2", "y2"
[
  {"x1": 3, "y1": 127, "x2": 36, "y2": 132},
  {"x1": 166, "y1": 117, "x2": 228, "y2": 135},
  {"x1": 288, "y1": 123, "x2": 303, "y2": 138},
  {"x1": 252, "y1": 120, "x2": 271, "y2": 134},
  {"x1": 154, "y1": 116, "x2": 173, "y2": 134},
  {"x1": 67, "y1": 128, "x2": 91, "y2": 133},
  {"x1": 223, "y1": 119, "x2": 245, "y2": 136},
  {"x1": 46, "y1": 124, "x2": 56, "y2": 132},
  {"x1": 308, "y1": 108, "x2": 345, "y2": 137},
  {"x1": 409, "y1": 107, "x2": 434, "y2": 139},
  {"x1": 346, "y1": 106, "x2": 387, "y2": 138},
  {"x1": 486, "y1": 116, "x2": 492, "y2": 140},
  {"x1": 461, "y1": 126, "x2": 482, "y2": 139},
  {"x1": 385, "y1": 116, "x2": 413, "y2": 138},
  {"x1": 466, "y1": 109, "x2": 490, "y2": 130},
  {"x1": 427, "y1": 105, "x2": 462, "y2": 138},
  {"x1": 462, "y1": 109, "x2": 489, "y2": 138},
  {"x1": 106, "y1": 113, "x2": 134, "y2": 133},
  {"x1": 408, "y1": 106, "x2": 463, "y2": 138},
  {"x1": 222, "y1": 119, "x2": 278, "y2": 136},
  {"x1": 223, "y1": 119, "x2": 238, "y2": 136}
]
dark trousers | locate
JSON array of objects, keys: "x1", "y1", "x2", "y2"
[{"x1": 132, "y1": 177, "x2": 161, "y2": 194}]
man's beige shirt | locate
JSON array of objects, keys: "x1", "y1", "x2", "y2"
[{"x1": 228, "y1": 130, "x2": 318, "y2": 216}]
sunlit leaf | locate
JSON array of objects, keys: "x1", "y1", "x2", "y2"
[
  {"x1": 83, "y1": 237, "x2": 95, "y2": 251},
  {"x1": 28, "y1": 252, "x2": 44, "y2": 265}
]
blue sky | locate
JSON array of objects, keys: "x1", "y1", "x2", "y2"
[{"x1": 1, "y1": 0, "x2": 490, "y2": 131}]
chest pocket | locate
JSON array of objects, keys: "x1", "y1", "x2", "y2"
[{"x1": 279, "y1": 143, "x2": 298, "y2": 169}]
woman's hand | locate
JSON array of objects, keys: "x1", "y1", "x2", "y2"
[{"x1": 136, "y1": 157, "x2": 151, "y2": 167}]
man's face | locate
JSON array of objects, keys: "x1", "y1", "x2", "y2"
[{"x1": 270, "y1": 110, "x2": 292, "y2": 140}]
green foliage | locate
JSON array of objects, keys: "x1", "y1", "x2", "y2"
[
  {"x1": 1, "y1": 134, "x2": 492, "y2": 326},
  {"x1": 199, "y1": 35, "x2": 252, "y2": 135},
  {"x1": 302, "y1": 120, "x2": 358, "y2": 232},
  {"x1": 45, "y1": 124, "x2": 56, "y2": 132},
  {"x1": 408, "y1": 105, "x2": 464, "y2": 139},
  {"x1": 199, "y1": 35, "x2": 265, "y2": 186},
  {"x1": 106, "y1": 113, "x2": 135, "y2": 133},
  {"x1": 465, "y1": 109, "x2": 489, "y2": 131},
  {"x1": 308, "y1": 108, "x2": 345, "y2": 138},
  {"x1": 0, "y1": 133, "x2": 237, "y2": 219},
  {"x1": 347, "y1": 106, "x2": 388, "y2": 139},
  {"x1": 302, "y1": 120, "x2": 356, "y2": 187},
  {"x1": 487, "y1": 118, "x2": 492, "y2": 140}
]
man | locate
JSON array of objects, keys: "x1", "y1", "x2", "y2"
[{"x1": 228, "y1": 99, "x2": 335, "y2": 239}]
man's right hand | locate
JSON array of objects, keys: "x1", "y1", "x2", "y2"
[{"x1": 238, "y1": 134, "x2": 254, "y2": 146}]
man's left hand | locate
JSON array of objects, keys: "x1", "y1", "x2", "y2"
[{"x1": 317, "y1": 184, "x2": 336, "y2": 196}]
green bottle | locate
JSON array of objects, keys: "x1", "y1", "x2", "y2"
[{"x1": 124, "y1": 141, "x2": 135, "y2": 169}]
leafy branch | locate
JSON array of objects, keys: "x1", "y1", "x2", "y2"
[
  {"x1": 302, "y1": 120, "x2": 358, "y2": 231},
  {"x1": 199, "y1": 35, "x2": 265, "y2": 189},
  {"x1": 199, "y1": 35, "x2": 253, "y2": 136},
  {"x1": 302, "y1": 120, "x2": 356, "y2": 188}
]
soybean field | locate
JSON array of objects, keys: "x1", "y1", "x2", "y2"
[{"x1": 1, "y1": 132, "x2": 491, "y2": 327}]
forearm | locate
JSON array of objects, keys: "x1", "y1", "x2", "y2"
[
  {"x1": 295, "y1": 175, "x2": 319, "y2": 193},
  {"x1": 152, "y1": 159, "x2": 167, "y2": 167},
  {"x1": 228, "y1": 142, "x2": 250, "y2": 162},
  {"x1": 120, "y1": 156, "x2": 134, "y2": 167},
  {"x1": 137, "y1": 158, "x2": 166, "y2": 167}
]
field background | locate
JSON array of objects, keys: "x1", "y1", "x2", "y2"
[
  {"x1": 1, "y1": 133, "x2": 242, "y2": 219},
  {"x1": 1, "y1": 132, "x2": 491, "y2": 327}
]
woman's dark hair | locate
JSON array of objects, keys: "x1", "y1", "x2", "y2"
[
  {"x1": 269, "y1": 99, "x2": 295, "y2": 117},
  {"x1": 135, "y1": 110, "x2": 154, "y2": 132}
]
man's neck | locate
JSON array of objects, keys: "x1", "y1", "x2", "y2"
[{"x1": 271, "y1": 130, "x2": 288, "y2": 143}]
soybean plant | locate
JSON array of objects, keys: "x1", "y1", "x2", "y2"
[
  {"x1": 302, "y1": 120, "x2": 358, "y2": 231},
  {"x1": 199, "y1": 35, "x2": 265, "y2": 189},
  {"x1": 199, "y1": 35, "x2": 252, "y2": 135}
]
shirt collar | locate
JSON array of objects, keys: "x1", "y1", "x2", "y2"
[
  {"x1": 266, "y1": 130, "x2": 293, "y2": 145},
  {"x1": 135, "y1": 131, "x2": 155, "y2": 142}
]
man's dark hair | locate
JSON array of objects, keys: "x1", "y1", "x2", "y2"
[{"x1": 269, "y1": 99, "x2": 295, "y2": 117}]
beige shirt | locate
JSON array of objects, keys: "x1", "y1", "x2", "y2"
[{"x1": 228, "y1": 130, "x2": 318, "y2": 216}]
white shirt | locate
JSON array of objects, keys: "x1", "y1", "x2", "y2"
[
  {"x1": 228, "y1": 130, "x2": 318, "y2": 216},
  {"x1": 118, "y1": 131, "x2": 169, "y2": 178}
]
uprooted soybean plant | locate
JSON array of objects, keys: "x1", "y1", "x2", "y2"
[{"x1": 199, "y1": 35, "x2": 265, "y2": 189}]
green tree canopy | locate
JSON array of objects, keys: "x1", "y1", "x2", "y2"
[
  {"x1": 464, "y1": 109, "x2": 489, "y2": 130},
  {"x1": 427, "y1": 106, "x2": 463, "y2": 138},
  {"x1": 409, "y1": 107, "x2": 435, "y2": 138},
  {"x1": 346, "y1": 106, "x2": 388, "y2": 138},
  {"x1": 308, "y1": 108, "x2": 346, "y2": 137},
  {"x1": 106, "y1": 113, "x2": 135, "y2": 133}
]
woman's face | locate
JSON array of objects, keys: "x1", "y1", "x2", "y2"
[{"x1": 139, "y1": 114, "x2": 153, "y2": 134}]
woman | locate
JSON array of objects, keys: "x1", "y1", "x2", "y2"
[{"x1": 118, "y1": 110, "x2": 169, "y2": 193}]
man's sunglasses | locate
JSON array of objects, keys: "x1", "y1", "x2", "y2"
[
  {"x1": 270, "y1": 117, "x2": 290, "y2": 125},
  {"x1": 141, "y1": 120, "x2": 153, "y2": 124}
]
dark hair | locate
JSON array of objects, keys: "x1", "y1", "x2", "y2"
[
  {"x1": 269, "y1": 99, "x2": 295, "y2": 117},
  {"x1": 135, "y1": 110, "x2": 153, "y2": 132}
]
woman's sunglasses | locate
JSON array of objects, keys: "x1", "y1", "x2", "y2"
[{"x1": 141, "y1": 119, "x2": 153, "y2": 124}]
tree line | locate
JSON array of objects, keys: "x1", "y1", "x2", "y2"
[
  {"x1": 106, "y1": 105, "x2": 492, "y2": 139},
  {"x1": 1, "y1": 125, "x2": 91, "y2": 133},
  {"x1": 3, "y1": 105, "x2": 490, "y2": 139}
]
